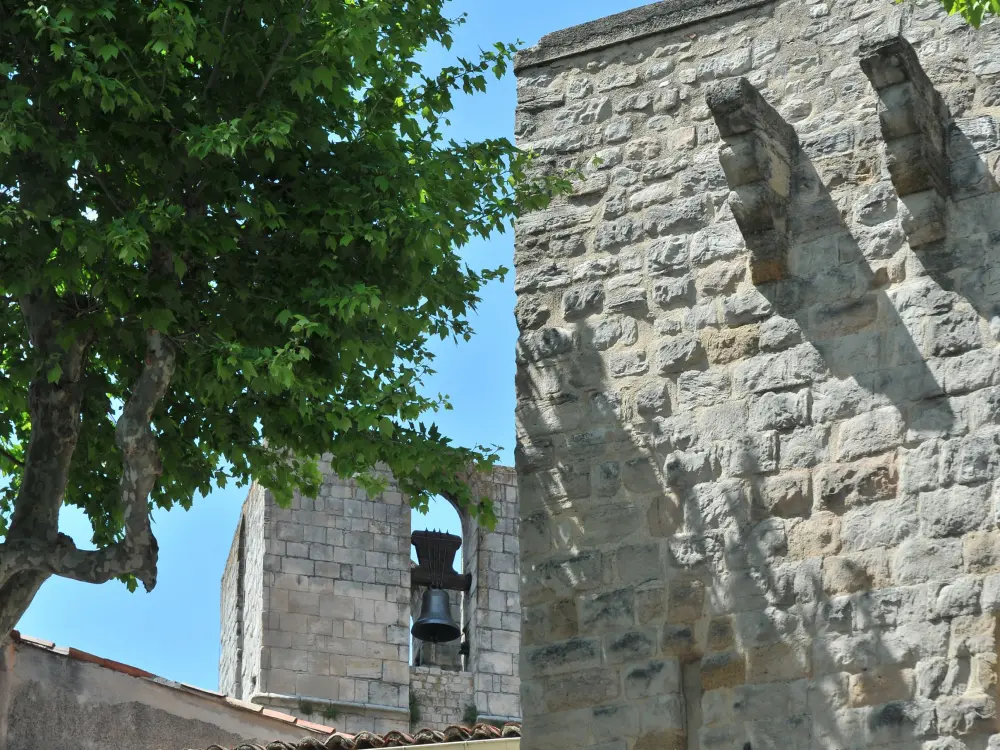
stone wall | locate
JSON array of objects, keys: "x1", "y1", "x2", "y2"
[
  {"x1": 513, "y1": 2, "x2": 1000, "y2": 749},
  {"x1": 220, "y1": 484, "x2": 267, "y2": 699},
  {"x1": 243, "y1": 484, "x2": 267, "y2": 700},
  {"x1": 255, "y1": 461, "x2": 412, "y2": 735},
  {"x1": 7, "y1": 636, "x2": 319, "y2": 750},
  {"x1": 219, "y1": 518, "x2": 242, "y2": 696},
  {"x1": 464, "y1": 468, "x2": 523, "y2": 722},
  {"x1": 410, "y1": 666, "x2": 476, "y2": 728}
]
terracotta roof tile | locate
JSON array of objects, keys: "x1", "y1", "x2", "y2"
[
  {"x1": 297, "y1": 719, "x2": 337, "y2": 735},
  {"x1": 225, "y1": 696, "x2": 265, "y2": 713},
  {"x1": 8, "y1": 631, "x2": 335, "y2": 736},
  {"x1": 196, "y1": 723, "x2": 520, "y2": 750}
]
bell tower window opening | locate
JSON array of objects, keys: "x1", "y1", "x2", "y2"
[{"x1": 410, "y1": 495, "x2": 468, "y2": 671}]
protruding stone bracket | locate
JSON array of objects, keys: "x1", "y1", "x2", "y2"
[
  {"x1": 860, "y1": 34, "x2": 950, "y2": 246},
  {"x1": 707, "y1": 77, "x2": 799, "y2": 286}
]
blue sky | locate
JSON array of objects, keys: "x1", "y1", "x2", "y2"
[{"x1": 17, "y1": 0, "x2": 650, "y2": 691}]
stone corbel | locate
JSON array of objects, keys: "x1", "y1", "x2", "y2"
[
  {"x1": 860, "y1": 35, "x2": 950, "y2": 246},
  {"x1": 707, "y1": 77, "x2": 799, "y2": 285}
]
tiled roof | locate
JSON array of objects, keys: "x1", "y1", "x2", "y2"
[
  {"x1": 198, "y1": 723, "x2": 522, "y2": 749},
  {"x1": 9, "y1": 631, "x2": 335, "y2": 736}
]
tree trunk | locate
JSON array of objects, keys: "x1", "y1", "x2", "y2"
[
  {"x1": 0, "y1": 633, "x2": 14, "y2": 750},
  {"x1": 0, "y1": 574, "x2": 47, "y2": 650},
  {"x1": 0, "y1": 313, "x2": 176, "y2": 642}
]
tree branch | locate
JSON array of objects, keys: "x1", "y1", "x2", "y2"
[
  {"x1": 254, "y1": 1, "x2": 312, "y2": 101},
  {"x1": 0, "y1": 448, "x2": 22, "y2": 469},
  {"x1": 7, "y1": 292, "x2": 93, "y2": 538},
  {"x1": 201, "y1": 2, "x2": 239, "y2": 102},
  {"x1": 90, "y1": 169, "x2": 126, "y2": 216},
  {"x1": 0, "y1": 327, "x2": 176, "y2": 589}
]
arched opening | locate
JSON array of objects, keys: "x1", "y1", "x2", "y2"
[{"x1": 409, "y1": 495, "x2": 466, "y2": 670}]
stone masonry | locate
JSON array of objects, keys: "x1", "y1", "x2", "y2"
[
  {"x1": 513, "y1": 1, "x2": 1000, "y2": 749},
  {"x1": 410, "y1": 666, "x2": 476, "y2": 728},
  {"x1": 220, "y1": 460, "x2": 522, "y2": 734}
]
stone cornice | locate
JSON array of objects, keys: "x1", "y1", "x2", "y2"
[{"x1": 514, "y1": 0, "x2": 774, "y2": 73}]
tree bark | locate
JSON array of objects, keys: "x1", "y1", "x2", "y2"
[
  {"x1": 0, "y1": 291, "x2": 176, "y2": 643},
  {"x1": 0, "y1": 637, "x2": 13, "y2": 750}
]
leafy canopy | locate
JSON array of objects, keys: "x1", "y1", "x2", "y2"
[
  {"x1": 933, "y1": 0, "x2": 1000, "y2": 27},
  {"x1": 0, "y1": 0, "x2": 559, "y2": 576}
]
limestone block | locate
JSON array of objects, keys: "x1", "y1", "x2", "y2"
[
  {"x1": 936, "y1": 694, "x2": 999, "y2": 736},
  {"x1": 579, "y1": 589, "x2": 635, "y2": 633},
  {"x1": 919, "y1": 484, "x2": 990, "y2": 538},
  {"x1": 849, "y1": 667, "x2": 916, "y2": 707},
  {"x1": 733, "y1": 344, "x2": 827, "y2": 395},
  {"x1": 834, "y1": 407, "x2": 905, "y2": 461},
  {"x1": 788, "y1": 512, "x2": 842, "y2": 559},
  {"x1": 615, "y1": 543, "x2": 663, "y2": 586},
  {"x1": 840, "y1": 500, "x2": 917, "y2": 551},
  {"x1": 624, "y1": 659, "x2": 682, "y2": 699},
  {"x1": 816, "y1": 454, "x2": 898, "y2": 510},
  {"x1": 756, "y1": 471, "x2": 812, "y2": 518},
  {"x1": 823, "y1": 549, "x2": 892, "y2": 596},
  {"x1": 667, "y1": 579, "x2": 706, "y2": 624},
  {"x1": 749, "y1": 390, "x2": 810, "y2": 432},
  {"x1": 701, "y1": 326, "x2": 760, "y2": 365},
  {"x1": 524, "y1": 638, "x2": 602, "y2": 677},
  {"x1": 657, "y1": 334, "x2": 707, "y2": 374},
  {"x1": 865, "y1": 700, "x2": 938, "y2": 744},
  {"x1": 701, "y1": 651, "x2": 747, "y2": 691},
  {"x1": 542, "y1": 668, "x2": 621, "y2": 712},
  {"x1": 930, "y1": 576, "x2": 982, "y2": 620},
  {"x1": 748, "y1": 641, "x2": 811, "y2": 686},
  {"x1": 950, "y1": 614, "x2": 998, "y2": 658},
  {"x1": 677, "y1": 371, "x2": 732, "y2": 409}
]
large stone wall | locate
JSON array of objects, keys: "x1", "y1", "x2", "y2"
[
  {"x1": 220, "y1": 484, "x2": 267, "y2": 699},
  {"x1": 513, "y1": 2, "x2": 1000, "y2": 749}
]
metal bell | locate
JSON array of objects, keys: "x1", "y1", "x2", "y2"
[{"x1": 412, "y1": 588, "x2": 461, "y2": 644}]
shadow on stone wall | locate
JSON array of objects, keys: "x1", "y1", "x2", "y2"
[
  {"x1": 515, "y1": 125, "x2": 1000, "y2": 748},
  {"x1": 758, "y1": 151, "x2": 956, "y2": 441}
]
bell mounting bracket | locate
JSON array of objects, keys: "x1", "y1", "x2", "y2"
[{"x1": 410, "y1": 530, "x2": 471, "y2": 592}]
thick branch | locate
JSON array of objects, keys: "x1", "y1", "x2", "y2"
[
  {"x1": 7, "y1": 292, "x2": 92, "y2": 538},
  {"x1": 0, "y1": 329, "x2": 175, "y2": 590}
]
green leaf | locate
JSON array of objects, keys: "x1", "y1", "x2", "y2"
[
  {"x1": 142, "y1": 309, "x2": 176, "y2": 332},
  {"x1": 98, "y1": 44, "x2": 120, "y2": 61}
]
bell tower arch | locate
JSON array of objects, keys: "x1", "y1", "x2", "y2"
[{"x1": 219, "y1": 459, "x2": 522, "y2": 734}]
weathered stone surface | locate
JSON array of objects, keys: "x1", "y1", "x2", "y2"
[
  {"x1": 515, "y1": 11, "x2": 1000, "y2": 750},
  {"x1": 833, "y1": 407, "x2": 905, "y2": 462},
  {"x1": 656, "y1": 334, "x2": 706, "y2": 375},
  {"x1": 816, "y1": 455, "x2": 899, "y2": 510},
  {"x1": 893, "y1": 538, "x2": 963, "y2": 585}
]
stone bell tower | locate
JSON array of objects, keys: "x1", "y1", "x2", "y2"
[{"x1": 219, "y1": 459, "x2": 523, "y2": 734}]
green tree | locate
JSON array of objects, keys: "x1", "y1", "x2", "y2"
[
  {"x1": 936, "y1": 0, "x2": 999, "y2": 26},
  {"x1": 0, "y1": 1, "x2": 560, "y2": 637}
]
